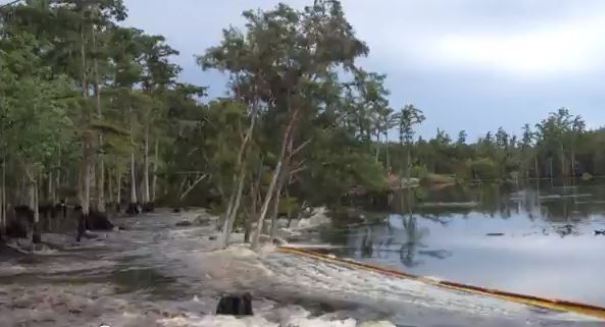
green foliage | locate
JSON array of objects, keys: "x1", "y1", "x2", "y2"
[
  {"x1": 468, "y1": 158, "x2": 500, "y2": 181},
  {"x1": 410, "y1": 165, "x2": 429, "y2": 179},
  {"x1": 0, "y1": 26, "x2": 74, "y2": 178}
]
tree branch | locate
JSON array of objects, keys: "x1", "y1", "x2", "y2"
[
  {"x1": 179, "y1": 174, "x2": 208, "y2": 200},
  {"x1": 289, "y1": 138, "x2": 312, "y2": 159}
]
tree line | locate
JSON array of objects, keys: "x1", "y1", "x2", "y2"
[
  {"x1": 1, "y1": 0, "x2": 603, "y2": 249},
  {"x1": 397, "y1": 107, "x2": 597, "y2": 183}
]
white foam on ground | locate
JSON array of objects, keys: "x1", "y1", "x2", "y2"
[
  {"x1": 0, "y1": 283, "x2": 396, "y2": 327},
  {"x1": 289, "y1": 206, "x2": 331, "y2": 230},
  {"x1": 257, "y1": 252, "x2": 598, "y2": 326}
]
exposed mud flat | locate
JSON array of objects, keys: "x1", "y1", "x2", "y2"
[{"x1": 0, "y1": 208, "x2": 601, "y2": 326}]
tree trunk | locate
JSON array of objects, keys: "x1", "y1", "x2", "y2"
[
  {"x1": 108, "y1": 167, "x2": 114, "y2": 207},
  {"x1": 0, "y1": 157, "x2": 5, "y2": 240},
  {"x1": 55, "y1": 155, "x2": 61, "y2": 203},
  {"x1": 90, "y1": 160, "x2": 97, "y2": 207},
  {"x1": 245, "y1": 183, "x2": 257, "y2": 244},
  {"x1": 252, "y1": 159, "x2": 282, "y2": 250},
  {"x1": 97, "y1": 142, "x2": 105, "y2": 212},
  {"x1": 402, "y1": 142, "x2": 412, "y2": 191},
  {"x1": 142, "y1": 126, "x2": 151, "y2": 208},
  {"x1": 151, "y1": 139, "x2": 159, "y2": 203},
  {"x1": 285, "y1": 187, "x2": 292, "y2": 221},
  {"x1": 130, "y1": 150, "x2": 138, "y2": 206},
  {"x1": 406, "y1": 145, "x2": 412, "y2": 180},
  {"x1": 374, "y1": 133, "x2": 380, "y2": 162},
  {"x1": 221, "y1": 169, "x2": 245, "y2": 248},
  {"x1": 92, "y1": 24, "x2": 105, "y2": 215},
  {"x1": 245, "y1": 163, "x2": 263, "y2": 243},
  {"x1": 269, "y1": 177, "x2": 284, "y2": 238},
  {"x1": 29, "y1": 173, "x2": 41, "y2": 244},
  {"x1": 116, "y1": 169, "x2": 122, "y2": 211},
  {"x1": 384, "y1": 131, "x2": 390, "y2": 171},
  {"x1": 47, "y1": 171, "x2": 53, "y2": 204},
  {"x1": 221, "y1": 103, "x2": 259, "y2": 248},
  {"x1": 534, "y1": 156, "x2": 540, "y2": 179},
  {"x1": 270, "y1": 158, "x2": 290, "y2": 238},
  {"x1": 77, "y1": 21, "x2": 90, "y2": 242},
  {"x1": 571, "y1": 149, "x2": 576, "y2": 177},
  {"x1": 83, "y1": 154, "x2": 92, "y2": 217},
  {"x1": 220, "y1": 185, "x2": 236, "y2": 231},
  {"x1": 76, "y1": 143, "x2": 92, "y2": 242},
  {"x1": 560, "y1": 144, "x2": 566, "y2": 178},
  {"x1": 252, "y1": 108, "x2": 299, "y2": 250}
]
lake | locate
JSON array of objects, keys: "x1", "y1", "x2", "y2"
[{"x1": 320, "y1": 180, "x2": 605, "y2": 307}]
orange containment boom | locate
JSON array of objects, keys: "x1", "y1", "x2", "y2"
[{"x1": 277, "y1": 246, "x2": 605, "y2": 320}]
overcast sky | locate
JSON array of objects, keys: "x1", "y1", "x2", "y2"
[{"x1": 123, "y1": 0, "x2": 605, "y2": 140}]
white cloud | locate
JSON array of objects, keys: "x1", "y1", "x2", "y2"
[{"x1": 436, "y1": 14, "x2": 605, "y2": 77}]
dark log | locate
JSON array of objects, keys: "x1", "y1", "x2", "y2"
[{"x1": 216, "y1": 293, "x2": 253, "y2": 316}]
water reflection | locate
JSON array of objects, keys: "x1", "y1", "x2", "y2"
[{"x1": 323, "y1": 179, "x2": 605, "y2": 306}]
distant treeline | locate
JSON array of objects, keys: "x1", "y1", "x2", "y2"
[{"x1": 381, "y1": 108, "x2": 597, "y2": 183}]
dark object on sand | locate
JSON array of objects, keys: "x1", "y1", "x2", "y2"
[
  {"x1": 595, "y1": 230, "x2": 605, "y2": 236},
  {"x1": 126, "y1": 203, "x2": 141, "y2": 215},
  {"x1": 172, "y1": 207, "x2": 181, "y2": 213},
  {"x1": 208, "y1": 235, "x2": 217, "y2": 241},
  {"x1": 7, "y1": 206, "x2": 32, "y2": 238},
  {"x1": 556, "y1": 224, "x2": 574, "y2": 237},
  {"x1": 76, "y1": 213, "x2": 86, "y2": 242},
  {"x1": 175, "y1": 220, "x2": 192, "y2": 227},
  {"x1": 73, "y1": 207, "x2": 114, "y2": 242},
  {"x1": 142, "y1": 202, "x2": 155, "y2": 213},
  {"x1": 72, "y1": 207, "x2": 114, "y2": 231},
  {"x1": 486, "y1": 233, "x2": 504, "y2": 237},
  {"x1": 216, "y1": 293, "x2": 253, "y2": 316},
  {"x1": 87, "y1": 211, "x2": 114, "y2": 231}
]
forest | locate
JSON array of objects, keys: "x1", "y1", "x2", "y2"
[{"x1": 1, "y1": 0, "x2": 605, "y2": 249}]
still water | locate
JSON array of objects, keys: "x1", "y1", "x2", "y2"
[{"x1": 321, "y1": 180, "x2": 605, "y2": 307}]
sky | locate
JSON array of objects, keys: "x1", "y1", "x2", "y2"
[{"x1": 123, "y1": 0, "x2": 605, "y2": 140}]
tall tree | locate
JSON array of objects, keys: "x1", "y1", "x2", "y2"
[
  {"x1": 202, "y1": 0, "x2": 369, "y2": 249},
  {"x1": 397, "y1": 104, "x2": 425, "y2": 185}
]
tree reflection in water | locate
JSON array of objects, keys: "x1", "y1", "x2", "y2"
[
  {"x1": 360, "y1": 226, "x2": 373, "y2": 258},
  {"x1": 352, "y1": 181, "x2": 605, "y2": 268}
]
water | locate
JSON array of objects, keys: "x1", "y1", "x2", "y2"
[{"x1": 320, "y1": 180, "x2": 605, "y2": 307}]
